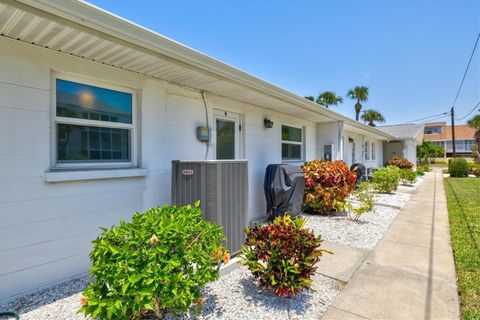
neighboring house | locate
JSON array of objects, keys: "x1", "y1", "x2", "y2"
[
  {"x1": 377, "y1": 124, "x2": 425, "y2": 169},
  {"x1": 423, "y1": 121, "x2": 476, "y2": 157},
  {"x1": 0, "y1": 0, "x2": 394, "y2": 304}
]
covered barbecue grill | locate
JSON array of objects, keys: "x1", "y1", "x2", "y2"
[
  {"x1": 350, "y1": 163, "x2": 366, "y2": 185},
  {"x1": 264, "y1": 164, "x2": 305, "y2": 220}
]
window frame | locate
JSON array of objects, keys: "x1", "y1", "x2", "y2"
[
  {"x1": 51, "y1": 73, "x2": 138, "y2": 170},
  {"x1": 364, "y1": 141, "x2": 370, "y2": 160},
  {"x1": 281, "y1": 124, "x2": 305, "y2": 162},
  {"x1": 371, "y1": 142, "x2": 376, "y2": 160}
]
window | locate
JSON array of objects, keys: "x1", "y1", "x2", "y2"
[
  {"x1": 281, "y1": 125, "x2": 303, "y2": 161},
  {"x1": 53, "y1": 77, "x2": 136, "y2": 168},
  {"x1": 424, "y1": 126, "x2": 442, "y2": 134},
  {"x1": 371, "y1": 142, "x2": 376, "y2": 160},
  {"x1": 465, "y1": 140, "x2": 476, "y2": 151},
  {"x1": 365, "y1": 141, "x2": 370, "y2": 160}
]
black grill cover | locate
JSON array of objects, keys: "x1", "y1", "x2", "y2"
[
  {"x1": 264, "y1": 164, "x2": 305, "y2": 221},
  {"x1": 350, "y1": 163, "x2": 366, "y2": 185}
]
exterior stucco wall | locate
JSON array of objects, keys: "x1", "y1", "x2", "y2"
[{"x1": 316, "y1": 122, "x2": 339, "y2": 160}]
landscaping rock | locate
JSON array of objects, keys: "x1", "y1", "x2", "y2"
[{"x1": 304, "y1": 205, "x2": 400, "y2": 250}]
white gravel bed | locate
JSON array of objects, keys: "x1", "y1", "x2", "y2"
[
  {"x1": 373, "y1": 192, "x2": 412, "y2": 209},
  {"x1": 0, "y1": 266, "x2": 342, "y2": 320},
  {"x1": 0, "y1": 277, "x2": 89, "y2": 320},
  {"x1": 303, "y1": 205, "x2": 400, "y2": 250},
  {"x1": 190, "y1": 265, "x2": 342, "y2": 320}
]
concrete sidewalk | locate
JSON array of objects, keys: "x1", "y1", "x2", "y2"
[{"x1": 322, "y1": 169, "x2": 460, "y2": 320}]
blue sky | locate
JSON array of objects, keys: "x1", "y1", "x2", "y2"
[{"x1": 88, "y1": 0, "x2": 479, "y2": 125}]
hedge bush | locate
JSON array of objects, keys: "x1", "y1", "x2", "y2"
[
  {"x1": 79, "y1": 203, "x2": 228, "y2": 319},
  {"x1": 385, "y1": 156, "x2": 413, "y2": 169},
  {"x1": 240, "y1": 215, "x2": 328, "y2": 297},
  {"x1": 301, "y1": 160, "x2": 356, "y2": 214},
  {"x1": 449, "y1": 158, "x2": 469, "y2": 177},
  {"x1": 372, "y1": 166, "x2": 400, "y2": 193}
]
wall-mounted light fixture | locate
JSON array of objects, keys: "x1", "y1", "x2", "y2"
[
  {"x1": 348, "y1": 137, "x2": 354, "y2": 143},
  {"x1": 264, "y1": 118, "x2": 274, "y2": 128}
]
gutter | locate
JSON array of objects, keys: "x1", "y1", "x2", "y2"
[{"x1": 13, "y1": 0, "x2": 394, "y2": 140}]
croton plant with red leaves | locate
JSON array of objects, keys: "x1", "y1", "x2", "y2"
[
  {"x1": 240, "y1": 215, "x2": 328, "y2": 298},
  {"x1": 385, "y1": 156, "x2": 413, "y2": 169},
  {"x1": 301, "y1": 160, "x2": 356, "y2": 215}
]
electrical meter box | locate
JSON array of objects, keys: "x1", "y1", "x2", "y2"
[
  {"x1": 196, "y1": 126, "x2": 209, "y2": 142},
  {"x1": 324, "y1": 144, "x2": 335, "y2": 161}
]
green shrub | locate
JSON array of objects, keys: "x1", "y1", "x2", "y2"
[
  {"x1": 372, "y1": 166, "x2": 400, "y2": 193},
  {"x1": 301, "y1": 160, "x2": 356, "y2": 215},
  {"x1": 399, "y1": 168, "x2": 417, "y2": 184},
  {"x1": 449, "y1": 158, "x2": 469, "y2": 177},
  {"x1": 241, "y1": 215, "x2": 328, "y2": 298},
  {"x1": 385, "y1": 156, "x2": 413, "y2": 169},
  {"x1": 344, "y1": 182, "x2": 374, "y2": 221},
  {"x1": 79, "y1": 203, "x2": 228, "y2": 319},
  {"x1": 422, "y1": 163, "x2": 430, "y2": 172}
]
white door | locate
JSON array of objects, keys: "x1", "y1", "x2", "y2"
[{"x1": 214, "y1": 110, "x2": 241, "y2": 160}]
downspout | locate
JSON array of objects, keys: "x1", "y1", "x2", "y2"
[
  {"x1": 362, "y1": 135, "x2": 366, "y2": 165},
  {"x1": 201, "y1": 90, "x2": 210, "y2": 160},
  {"x1": 337, "y1": 121, "x2": 344, "y2": 161}
]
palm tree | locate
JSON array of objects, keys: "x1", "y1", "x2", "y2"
[
  {"x1": 467, "y1": 114, "x2": 480, "y2": 162},
  {"x1": 316, "y1": 91, "x2": 343, "y2": 108},
  {"x1": 361, "y1": 109, "x2": 385, "y2": 126},
  {"x1": 347, "y1": 86, "x2": 369, "y2": 121}
]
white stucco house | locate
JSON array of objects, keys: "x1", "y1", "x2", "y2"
[
  {"x1": 0, "y1": 0, "x2": 395, "y2": 303},
  {"x1": 377, "y1": 124, "x2": 425, "y2": 169}
]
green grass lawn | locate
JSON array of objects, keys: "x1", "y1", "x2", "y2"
[{"x1": 444, "y1": 178, "x2": 480, "y2": 320}]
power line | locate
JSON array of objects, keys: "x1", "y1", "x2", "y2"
[
  {"x1": 455, "y1": 101, "x2": 480, "y2": 121},
  {"x1": 451, "y1": 33, "x2": 480, "y2": 109},
  {"x1": 450, "y1": 33, "x2": 479, "y2": 158},
  {"x1": 400, "y1": 111, "x2": 450, "y2": 124}
]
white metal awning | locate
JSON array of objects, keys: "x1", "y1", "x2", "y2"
[{"x1": 0, "y1": 0, "x2": 395, "y2": 140}]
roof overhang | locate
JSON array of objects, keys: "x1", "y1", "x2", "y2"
[{"x1": 1, "y1": 0, "x2": 394, "y2": 140}]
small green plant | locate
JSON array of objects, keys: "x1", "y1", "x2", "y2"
[
  {"x1": 372, "y1": 166, "x2": 400, "y2": 193},
  {"x1": 399, "y1": 168, "x2": 417, "y2": 184},
  {"x1": 240, "y1": 215, "x2": 329, "y2": 298},
  {"x1": 422, "y1": 163, "x2": 430, "y2": 172},
  {"x1": 79, "y1": 203, "x2": 228, "y2": 319},
  {"x1": 449, "y1": 158, "x2": 469, "y2": 177},
  {"x1": 416, "y1": 167, "x2": 425, "y2": 176},
  {"x1": 345, "y1": 182, "x2": 374, "y2": 221}
]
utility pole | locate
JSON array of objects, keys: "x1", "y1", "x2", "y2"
[{"x1": 451, "y1": 107, "x2": 456, "y2": 158}]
